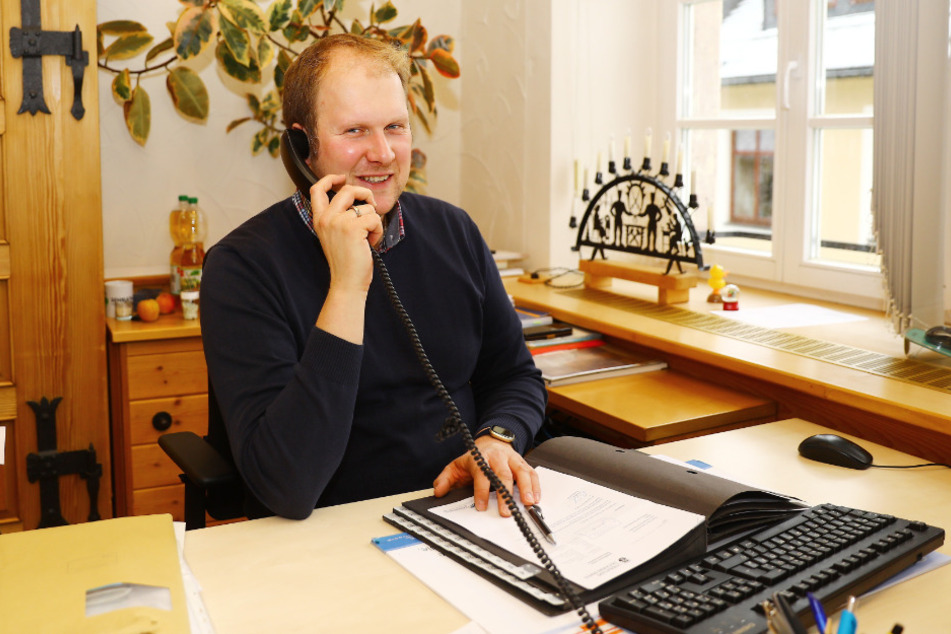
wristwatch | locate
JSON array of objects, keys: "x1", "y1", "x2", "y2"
[{"x1": 481, "y1": 425, "x2": 516, "y2": 444}]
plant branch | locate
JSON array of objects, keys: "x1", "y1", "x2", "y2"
[{"x1": 98, "y1": 54, "x2": 178, "y2": 76}]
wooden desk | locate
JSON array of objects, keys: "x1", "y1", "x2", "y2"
[
  {"x1": 506, "y1": 279, "x2": 951, "y2": 465},
  {"x1": 184, "y1": 419, "x2": 951, "y2": 633},
  {"x1": 548, "y1": 369, "x2": 776, "y2": 445}
]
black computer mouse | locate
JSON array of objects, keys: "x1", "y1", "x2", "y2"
[
  {"x1": 925, "y1": 325, "x2": 951, "y2": 348},
  {"x1": 797, "y1": 434, "x2": 873, "y2": 470}
]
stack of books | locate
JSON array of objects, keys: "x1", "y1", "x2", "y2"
[{"x1": 532, "y1": 345, "x2": 667, "y2": 386}]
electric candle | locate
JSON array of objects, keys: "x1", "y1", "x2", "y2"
[
  {"x1": 644, "y1": 128, "x2": 652, "y2": 159},
  {"x1": 663, "y1": 132, "x2": 671, "y2": 163},
  {"x1": 624, "y1": 134, "x2": 631, "y2": 158},
  {"x1": 676, "y1": 143, "x2": 684, "y2": 174},
  {"x1": 574, "y1": 160, "x2": 579, "y2": 195}
]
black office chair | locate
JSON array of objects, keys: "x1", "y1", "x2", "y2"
[{"x1": 158, "y1": 382, "x2": 271, "y2": 529}]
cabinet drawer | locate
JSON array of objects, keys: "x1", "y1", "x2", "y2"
[
  {"x1": 129, "y1": 394, "x2": 208, "y2": 446},
  {"x1": 126, "y1": 350, "x2": 207, "y2": 400},
  {"x1": 133, "y1": 485, "x2": 185, "y2": 522},
  {"x1": 131, "y1": 443, "x2": 183, "y2": 489}
]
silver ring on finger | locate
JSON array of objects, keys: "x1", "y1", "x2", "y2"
[{"x1": 351, "y1": 207, "x2": 362, "y2": 218}]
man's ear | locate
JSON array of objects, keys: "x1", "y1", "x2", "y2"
[{"x1": 291, "y1": 123, "x2": 314, "y2": 164}]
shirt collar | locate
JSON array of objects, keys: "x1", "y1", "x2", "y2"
[{"x1": 292, "y1": 190, "x2": 405, "y2": 253}]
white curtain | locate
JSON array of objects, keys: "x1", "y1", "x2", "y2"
[{"x1": 873, "y1": 0, "x2": 948, "y2": 332}]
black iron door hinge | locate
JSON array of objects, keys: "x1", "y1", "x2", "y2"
[{"x1": 9, "y1": 0, "x2": 88, "y2": 120}]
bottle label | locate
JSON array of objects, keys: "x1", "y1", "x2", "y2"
[
  {"x1": 170, "y1": 265, "x2": 182, "y2": 295},
  {"x1": 180, "y1": 266, "x2": 202, "y2": 291}
]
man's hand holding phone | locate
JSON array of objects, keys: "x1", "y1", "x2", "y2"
[{"x1": 310, "y1": 173, "x2": 382, "y2": 344}]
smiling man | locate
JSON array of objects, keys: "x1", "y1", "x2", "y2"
[{"x1": 199, "y1": 34, "x2": 547, "y2": 521}]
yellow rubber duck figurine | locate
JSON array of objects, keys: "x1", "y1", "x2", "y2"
[{"x1": 707, "y1": 264, "x2": 727, "y2": 303}]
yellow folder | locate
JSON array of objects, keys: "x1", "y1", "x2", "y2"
[{"x1": 0, "y1": 514, "x2": 189, "y2": 633}]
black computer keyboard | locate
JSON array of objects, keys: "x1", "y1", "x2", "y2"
[{"x1": 599, "y1": 503, "x2": 944, "y2": 634}]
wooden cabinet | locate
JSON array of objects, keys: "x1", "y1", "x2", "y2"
[{"x1": 107, "y1": 318, "x2": 206, "y2": 520}]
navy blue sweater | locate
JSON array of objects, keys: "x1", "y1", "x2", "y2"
[{"x1": 200, "y1": 193, "x2": 547, "y2": 518}]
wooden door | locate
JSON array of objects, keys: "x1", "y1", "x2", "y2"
[{"x1": 0, "y1": 0, "x2": 110, "y2": 530}]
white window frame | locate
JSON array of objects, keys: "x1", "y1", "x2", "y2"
[{"x1": 658, "y1": 0, "x2": 886, "y2": 307}]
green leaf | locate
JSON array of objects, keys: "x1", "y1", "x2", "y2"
[
  {"x1": 406, "y1": 149, "x2": 428, "y2": 194},
  {"x1": 257, "y1": 36, "x2": 274, "y2": 68},
  {"x1": 246, "y1": 93, "x2": 261, "y2": 116},
  {"x1": 219, "y1": 14, "x2": 251, "y2": 66},
  {"x1": 427, "y1": 35, "x2": 454, "y2": 55},
  {"x1": 167, "y1": 66, "x2": 209, "y2": 121},
  {"x1": 268, "y1": 135, "x2": 281, "y2": 157},
  {"x1": 145, "y1": 37, "x2": 174, "y2": 64},
  {"x1": 112, "y1": 68, "x2": 132, "y2": 102},
  {"x1": 227, "y1": 117, "x2": 252, "y2": 133},
  {"x1": 416, "y1": 62, "x2": 435, "y2": 112},
  {"x1": 215, "y1": 40, "x2": 261, "y2": 83},
  {"x1": 282, "y1": 13, "x2": 310, "y2": 43},
  {"x1": 104, "y1": 31, "x2": 155, "y2": 61},
  {"x1": 350, "y1": 19, "x2": 365, "y2": 34},
  {"x1": 374, "y1": 1, "x2": 398, "y2": 24},
  {"x1": 174, "y1": 7, "x2": 218, "y2": 60},
  {"x1": 324, "y1": 0, "x2": 344, "y2": 13},
  {"x1": 267, "y1": 0, "x2": 293, "y2": 31},
  {"x1": 274, "y1": 50, "x2": 293, "y2": 91},
  {"x1": 218, "y1": 0, "x2": 267, "y2": 35},
  {"x1": 430, "y1": 48, "x2": 460, "y2": 79},
  {"x1": 178, "y1": 0, "x2": 204, "y2": 6},
  {"x1": 123, "y1": 86, "x2": 151, "y2": 145},
  {"x1": 298, "y1": 0, "x2": 321, "y2": 19},
  {"x1": 98, "y1": 20, "x2": 149, "y2": 36},
  {"x1": 261, "y1": 90, "x2": 281, "y2": 114},
  {"x1": 96, "y1": 29, "x2": 104, "y2": 57},
  {"x1": 252, "y1": 128, "x2": 269, "y2": 155}
]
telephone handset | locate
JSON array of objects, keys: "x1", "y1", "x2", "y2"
[
  {"x1": 277, "y1": 129, "x2": 601, "y2": 632},
  {"x1": 280, "y1": 128, "x2": 321, "y2": 192}
]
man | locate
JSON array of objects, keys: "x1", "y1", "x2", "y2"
[{"x1": 200, "y1": 34, "x2": 547, "y2": 520}]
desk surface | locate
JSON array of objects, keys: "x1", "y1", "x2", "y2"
[{"x1": 184, "y1": 419, "x2": 951, "y2": 633}]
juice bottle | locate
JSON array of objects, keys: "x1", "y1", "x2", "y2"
[
  {"x1": 169, "y1": 194, "x2": 189, "y2": 303},
  {"x1": 178, "y1": 197, "x2": 207, "y2": 293}
]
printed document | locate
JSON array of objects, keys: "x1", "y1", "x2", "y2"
[{"x1": 430, "y1": 467, "x2": 704, "y2": 590}]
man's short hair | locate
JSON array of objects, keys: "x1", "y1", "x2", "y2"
[{"x1": 282, "y1": 33, "x2": 412, "y2": 152}]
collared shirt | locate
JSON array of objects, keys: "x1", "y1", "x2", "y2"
[{"x1": 292, "y1": 190, "x2": 405, "y2": 253}]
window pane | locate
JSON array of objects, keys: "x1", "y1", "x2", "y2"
[
  {"x1": 818, "y1": 0, "x2": 874, "y2": 115},
  {"x1": 812, "y1": 128, "x2": 879, "y2": 268},
  {"x1": 685, "y1": 0, "x2": 778, "y2": 118},
  {"x1": 687, "y1": 128, "x2": 773, "y2": 256}
]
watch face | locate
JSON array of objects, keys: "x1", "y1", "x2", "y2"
[{"x1": 489, "y1": 425, "x2": 516, "y2": 443}]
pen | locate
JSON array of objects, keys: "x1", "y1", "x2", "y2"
[
  {"x1": 771, "y1": 592, "x2": 808, "y2": 634},
  {"x1": 807, "y1": 592, "x2": 828, "y2": 634},
  {"x1": 527, "y1": 505, "x2": 557, "y2": 545},
  {"x1": 836, "y1": 596, "x2": 857, "y2": 634}
]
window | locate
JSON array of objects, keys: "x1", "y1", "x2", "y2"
[
  {"x1": 731, "y1": 129, "x2": 773, "y2": 226},
  {"x1": 665, "y1": 0, "x2": 880, "y2": 302}
]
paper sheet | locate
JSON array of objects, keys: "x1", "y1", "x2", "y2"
[
  {"x1": 429, "y1": 467, "x2": 704, "y2": 590},
  {"x1": 175, "y1": 522, "x2": 217, "y2": 634},
  {"x1": 383, "y1": 538, "x2": 623, "y2": 634},
  {"x1": 717, "y1": 303, "x2": 867, "y2": 329},
  {"x1": 0, "y1": 426, "x2": 5, "y2": 464}
]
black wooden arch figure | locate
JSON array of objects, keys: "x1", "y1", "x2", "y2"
[{"x1": 573, "y1": 171, "x2": 708, "y2": 274}]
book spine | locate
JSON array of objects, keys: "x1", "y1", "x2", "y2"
[{"x1": 531, "y1": 339, "x2": 606, "y2": 355}]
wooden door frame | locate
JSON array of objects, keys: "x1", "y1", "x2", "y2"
[{"x1": 1, "y1": 0, "x2": 111, "y2": 530}]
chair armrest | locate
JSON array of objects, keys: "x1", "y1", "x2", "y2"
[{"x1": 158, "y1": 431, "x2": 238, "y2": 488}]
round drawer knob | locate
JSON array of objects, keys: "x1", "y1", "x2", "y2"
[{"x1": 152, "y1": 411, "x2": 173, "y2": 432}]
